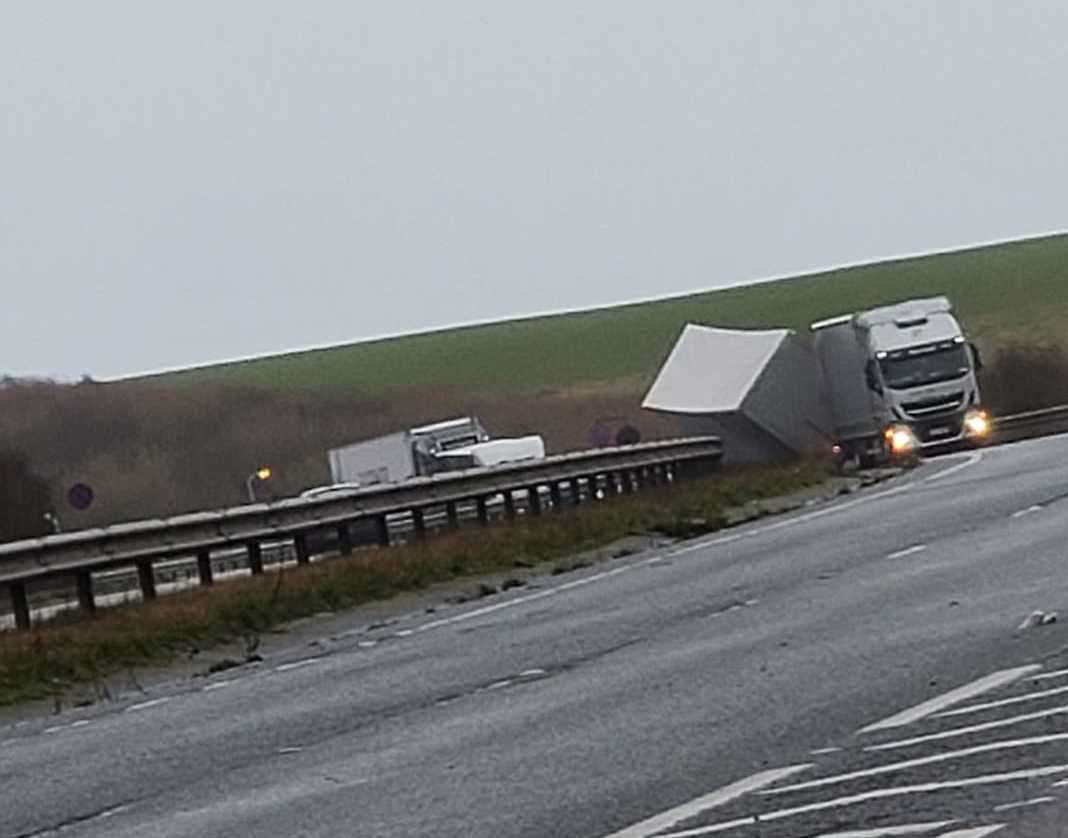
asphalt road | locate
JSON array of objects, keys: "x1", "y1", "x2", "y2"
[{"x1": 4, "y1": 433, "x2": 1068, "y2": 838}]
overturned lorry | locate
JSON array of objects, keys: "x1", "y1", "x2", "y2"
[{"x1": 643, "y1": 297, "x2": 989, "y2": 464}]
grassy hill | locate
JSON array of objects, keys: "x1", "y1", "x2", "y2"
[{"x1": 151, "y1": 233, "x2": 1068, "y2": 396}]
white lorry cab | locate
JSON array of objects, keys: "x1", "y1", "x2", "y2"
[{"x1": 813, "y1": 297, "x2": 989, "y2": 462}]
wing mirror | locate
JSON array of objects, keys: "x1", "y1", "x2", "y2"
[{"x1": 865, "y1": 360, "x2": 883, "y2": 394}]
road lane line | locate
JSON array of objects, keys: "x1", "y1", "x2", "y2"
[
  {"x1": 275, "y1": 657, "x2": 322, "y2": 672},
  {"x1": 1033, "y1": 668, "x2": 1068, "y2": 682},
  {"x1": 1011, "y1": 505, "x2": 1043, "y2": 519},
  {"x1": 992, "y1": 796, "x2": 1055, "y2": 812},
  {"x1": 858, "y1": 665, "x2": 1041, "y2": 734},
  {"x1": 202, "y1": 680, "x2": 232, "y2": 692},
  {"x1": 935, "y1": 828, "x2": 1005, "y2": 838},
  {"x1": 935, "y1": 683, "x2": 1068, "y2": 718},
  {"x1": 598, "y1": 764, "x2": 811, "y2": 838},
  {"x1": 125, "y1": 697, "x2": 171, "y2": 713},
  {"x1": 867, "y1": 704, "x2": 1068, "y2": 752},
  {"x1": 669, "y1": 481, "x2": 920, "y2": 559},
  {"x1": 660, "y1": 767, "x2": 1067, "y2": 837},
  {"x1": 923, "y1": 452, "x2": 984, "y2": 484},
  {"x1": 414, "y1": 588, "x2": 565, "y2": 633},
  {"x1": 810, "y1": 747, "x2": 843, "y2": 755},
  {"x1": 887, "y1": 545, "x2": 928, "y2": 560},
  {"x1": 814, "y1": 823, "x2": 957, "y2": 838},
  {"x1": 764, "y1": 733, "x2": 1068, "y2": 796}
]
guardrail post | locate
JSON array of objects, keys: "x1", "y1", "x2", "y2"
[
  {"x1": 75, "y1": 570, "x2": 96, "y2": 615},
  {"x1": 570, "y1": 478, "x2": 583, "y2": 505},
  {"x1": 337, "y1": 522, "x2": 353, "y2": 556},
  {"x1": 197, "y1": 550, "x2": 214, "y2": 586},
  {"x1": 446, "y1": 500, "x2": 460, "y2": 530},
  {"x1": 503, "y1": 491, "x2": 517, "y2": 520},
  {"x1": 10, "y1": 583, "x2": 30, "y2": 630},
  {"x1": 548, "y1": 482, "x2": 562, "y2": 510},
  {"x1": 247, "y1": 541, "x2": 265, "y2": 575},
  {"x1": 294, "y1": 532, "x2": 310, "y2": 565},
  {"x1": 136, "y1": 560, "x2": 157, "y2": 600},
  {"x1": 412, "y1": 508, "x2": 427, "y2": 540},
  {"x1": 375, "y1": 515, "x2": 390, "y2": 547},
  {"x1": 527, "y1": 486, "x2": 543, "y2": 516},
  {"x1": 477, "y1": 496, "x2": 490, "y2": 526}
]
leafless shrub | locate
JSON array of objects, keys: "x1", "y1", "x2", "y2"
[{"x1": 980, "y1": 343, "x2": 1068, "y2": 416}]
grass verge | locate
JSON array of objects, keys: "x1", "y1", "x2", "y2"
[{"x1": 0, "y1": 461, "x2": 831, "y2": 707}]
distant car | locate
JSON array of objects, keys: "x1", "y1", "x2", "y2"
[{"x1": 300, "y1": 482, "x2": 362, "y2": 500}]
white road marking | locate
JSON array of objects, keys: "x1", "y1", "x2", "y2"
[
  {"x1": 887, "y1": 545, "x2": 928, "y2": 560},
  {"x1": 415, "y1": 588, "x2": 566, "y2": 633},
  {"x1": 486, "y1": 680, "x2": 512, "y2": 691},
  {"x1": 668, "y1": 480, "x2": 922, "y2": 559},
  {"x1": 992, "y1": 796, "x2": 1055, "y2": 812},
  {"x1": 519, "y1": 668, "x2": 547, "y2": 678},
  {"x1": 1011, "y1": 505, "x2": 1043, "y2": 519},
  {"x1": 923, "y1": 452, "x2": 984, "y2": 484},
  {"x1": 598, "y1": 764, "x2": 812, "y2": 838},
  {"x1": 357, "y1": 640, "x2": 378, "y2": 648},
  {"x1": 935, "y1": 827, "x2": 1006, "y2": 838},
  {"x1": 202, "y1": 680, "x2": 232, "y2": 692},
  {"x1": 274, "y1": 657, "x2": 322, "y2": 672},
  {"x1": 125, "y1": 697, "x2": 171, "y2": 713},
  {"x1": 70, "y1": 720, "x2": 89, "y2": 729},
  {"x1": 866, "y1": 704, "x2": 1068, "y2": 752},
  {"x1": 660, "y1": 767, "x2": 1067, "y2": 837},
  {"x1": 858, "y1": 665, "x2": 1041, "y2": 734},
  {"x1": 810, "y1": 747, "x2": 843, "y2": 755},
  {"x1": 1033, "y1": 668, "x2": 1068, "y2": 682},
  {"x1": 814, "y1": 823, "x2": 957, "y2": 838},
  {"x1": 765, "y1": 732, "x2": 1068, "y2": 796},
  {"x1": 277, "y1": 747, "x2": 304, "y2": 755},
  {"x1": 394, "y1": 629, "x2": 413, "y2": 637},
  {"x1": 936, "y1": 683, "x2": 1068, "y2": 718}
]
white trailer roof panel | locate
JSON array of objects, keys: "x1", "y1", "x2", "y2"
[{"x1": 642, "y1": 324, "x2": 790, "y2": 414}]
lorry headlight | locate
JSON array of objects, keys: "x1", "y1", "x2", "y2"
[
  {"x1": 884, "y1": 425, "x2": 918, "y2": 455},
  {"x1": 964, "y1": 409, "x2": 990, "y2": 438}
]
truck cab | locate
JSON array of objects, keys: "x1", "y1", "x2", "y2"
[
  {"x1": 813, "y1": 297, "x2": 989, "y2": 463},
  {"x1": 860, "y1": 299, "x2": 985, "y2": 452}
]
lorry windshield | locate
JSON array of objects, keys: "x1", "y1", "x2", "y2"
[{"x1": 879, "y1": 343, "x2": 970, "y2": 389}]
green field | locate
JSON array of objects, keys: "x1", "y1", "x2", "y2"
[{"x1": 152, "y1": 234, "x2": 1068, "y2": 396}]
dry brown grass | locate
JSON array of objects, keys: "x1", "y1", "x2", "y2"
[{"x1": 0, "y1": 460, "x2": 829, "y2": 706}]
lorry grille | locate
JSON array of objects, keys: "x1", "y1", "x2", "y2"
[
  {"x1": 901, "y1": 392, "x2": 965, "y2": 417},
  {"x1": 912, "y1": 415, "x2": 965, "y2": 445}
]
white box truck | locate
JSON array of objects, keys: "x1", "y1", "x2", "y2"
[
  {"x1": 328, "y1": 417, "x2": 491, "y2": 486},
  {"x1": 327, "y1": 418, "x2": 547, "y2": 486}
]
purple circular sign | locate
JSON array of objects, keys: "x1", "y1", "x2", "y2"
[{"x1": 67, "y1": 483, "x2": 95, "y2": 511}]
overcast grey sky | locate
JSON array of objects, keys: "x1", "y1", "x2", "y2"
[{"x1": 3, "y1": 2, "x2": 1066, "y2": 379}]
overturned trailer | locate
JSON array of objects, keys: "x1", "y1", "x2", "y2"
[{"x1": 642, "y1": 325, "x2": 834, "y2": 463}]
